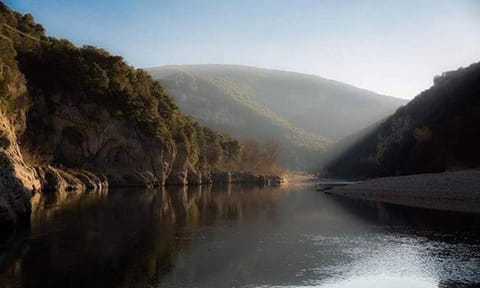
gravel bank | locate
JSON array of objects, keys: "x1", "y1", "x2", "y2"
[{"x1": 329, "y1": 170, "x2": 480, "y2": 213}]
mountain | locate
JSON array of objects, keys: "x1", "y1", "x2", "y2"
[
  {"x1": 324, "y1": 62, "x2": 480, "y2": 178},
  {"x1": 147, "y1": 65, "x2": 406, "y2": 169},
  {"x1": 0, "y1": 2, "x2": 265, "y2": 225}
]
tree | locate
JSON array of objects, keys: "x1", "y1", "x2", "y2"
[
  {"x1": 262, "y1": 138, "x2": 282, "y2": 173},
  {"x1": 240, "y1": 138, "x2": 260, "y2": 172}
]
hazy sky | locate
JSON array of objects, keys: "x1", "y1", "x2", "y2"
[{"x1": 6, "y1": 0, "x2": 480, "y2": 99}]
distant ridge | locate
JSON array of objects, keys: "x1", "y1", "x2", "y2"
[
  {"x1": 147, "y1": 64, "x2": 406, "y2": 169},
  {"x1": 156, "y1": 64, "x2": 399, "y2": 101}
]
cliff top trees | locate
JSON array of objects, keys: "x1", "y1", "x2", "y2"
[{"x1": 1, "y1": 3, "x2": 244, "y2": 174}]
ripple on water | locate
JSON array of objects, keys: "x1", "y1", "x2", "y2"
[{"x1": 307, "y1": 231, "x2": 480, "y2": 286}]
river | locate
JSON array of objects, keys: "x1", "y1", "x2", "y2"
[{"x1": 1, "y1": 184, "x2": 479, "y2": 287}]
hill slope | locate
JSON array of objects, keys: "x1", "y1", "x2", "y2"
[
  {"x1": 0, "y1": 1, "x2": 264, "y2": 225},
  {"x1": 147, "y1": 65, "x2": 406, "y2": 169},
  {"x1": 148, "y1": 65, "x2": 406, "y2": 139},
  {"x1": 324, "y1": 61, "x2": 480, "y2": 178}
]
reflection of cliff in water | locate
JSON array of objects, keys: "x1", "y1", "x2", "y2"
[
  {"x1": 169, "y1": 184, "x2": 285, "y2": 225},
  {"x1": 0, "y1": 184, "x2": 286, "y2": 288},
  {"x1": 30, "y1": 187, "x2": 109, "y2": 225}
]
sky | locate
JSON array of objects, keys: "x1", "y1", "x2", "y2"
[{"x1": 5, "y1": 0, "x2": 480, "y2": 99}]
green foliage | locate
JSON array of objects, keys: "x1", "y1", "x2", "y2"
[
  {"x1": 220, "y1": 135, "x2": 242, "y2": 162},
  {"x1": 148, "y1": 66, "x2": 336, "y2": 170},
  {"x1": 0, "y1": 39, "x2": 14, "y2": 106},
  {"x1": 202, "y1": 127, "x2": 223, "y2": 168},
  {"x1": 0, "y1": 30, "x2": 26, "y2": 114},
  {"x1": 0, "y1": 2, "x2": 243, "y2": 173},
  {"x1": 148, "y1": 65, "x2": 406, "y2": 171},
  {"x1": 17, "y1": 41, "x2": 179, "y2": 140}
]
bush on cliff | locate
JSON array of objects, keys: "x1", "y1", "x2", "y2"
[{"x1": 1, "y1": 2, "x2": 243, "y2": 181}]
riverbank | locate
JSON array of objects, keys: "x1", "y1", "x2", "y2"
[
  {"x1": 328, "y1": 170, "x2": 480, "y2": 213},
  {"x1": 282, "y1": 172, "x2": 318, "y2": 186}
]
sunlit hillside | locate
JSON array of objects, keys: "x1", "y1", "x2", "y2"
[{"x1": 148, "y1": 64, "x2": 406, "y2": 169}]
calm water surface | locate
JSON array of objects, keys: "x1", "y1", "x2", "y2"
[{"x1": 0, "y1": 184, "x2": 479, "y2": 288}]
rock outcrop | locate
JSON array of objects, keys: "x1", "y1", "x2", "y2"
[
  {"x1": 0, "y1": 9, "x2": 107, "y2": 226},
  {"x1": 36, "y1": 166, "x2": 108, "y2": 193},
  {"x1": 26, "y1": 98, "x2": 175, "y2": 187},
  {"x1": 0, "y1": 112, "x2": 41, "y2": 226},
  {"x1": 0, "y1": 110, "x2": 108, "y2": 226},
  {"x1": 0, "y1": 2, "x2": 285, "y2": 227}
]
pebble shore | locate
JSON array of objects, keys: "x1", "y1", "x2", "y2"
[{"x1": 329, "y1": 170, "x2": 480, "y2": 213}]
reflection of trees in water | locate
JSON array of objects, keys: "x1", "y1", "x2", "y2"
[
  {"x1": 0, "y1": 184, "x2": 285, "y2": 288},
  {"x1": 170, "y1": 184, "x2": 285, "y2": 225}
]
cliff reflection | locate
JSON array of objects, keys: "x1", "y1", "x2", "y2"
[
  {"x1": 169, "y1": 184, "x2": 284, "y2": 225},
  {"x1": 0, "y1": 184, "x2": 286, "y2": 288}
]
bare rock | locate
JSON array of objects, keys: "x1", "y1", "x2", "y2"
[
  {"x1": 28, "y1": 102, "x2": 174, "y2": 187},
  {"x1": 0, "y1": 112, "x2": 41, "y2": 226}
]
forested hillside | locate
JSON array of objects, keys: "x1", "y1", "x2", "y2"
[
  {"x1": 0, "y1": 1, "x2": 284, "y2": 224},
  {"x1": 147, "y1": 65, "x2": 405, "y2": 169},
  {"x1": 0, "y1": 1, "x2": 259, "y2": 188},
  {"x1": 324, "y1": 62, "x2": 480, "y2": 178},
  {"x1": 148, "y1": 65, "x2": 406, "y2": 139}
]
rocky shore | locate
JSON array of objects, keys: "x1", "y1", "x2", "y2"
[
  {"x1": 0, "y1": 109, "x2": 282, "y2": 227},
  {"x1": 0, "y1": 107, "x2": 284, "y2": 227},
  {"x1": 329, "y1": 170, "x2": 480, "y2": 213},
  {"x1": 0, "y1": 4, "x2": 289, "y2": 229}
]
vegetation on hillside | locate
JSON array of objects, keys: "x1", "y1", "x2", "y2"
[
  {"x1": 148, "y1": 66, "x2": 328, "y2": 170},
  {"x1": 0, "y1": 2, "x2": 288, "y2": 179},
  {"x1": 238, "y1": 138, "x2": 283, "y2": 175},
  {"x1": 148, "y1": 65, "x2": 406, "y2": 140},
  {"x1": 148, "y1": 65, "x2": 406, "y2": 170},
  {"x1": 324, "y1": 62, "x2": 480, "y2": 177}
]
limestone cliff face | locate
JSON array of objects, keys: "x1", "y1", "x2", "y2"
[
  {"x1": 25, "y1": 95, "x2": 176, "y2": 187},
  {"x1": 0, "y1": 29, "x2": 106, "y2": 225},
  {"x1": 0, "y1": 37, "x2": 40, "y2": 225},
  {"x1": 0, "y1": 109, "x2": 107, "y2": 225},
  {"x1": 0, "y1": 2, "x2": 281, "y2": 227},
  {"x1": 0, "y1": 112, "x2": 41, "y2": 225}
]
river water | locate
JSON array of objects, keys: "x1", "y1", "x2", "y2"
[{"x1": 0, "y1": 184, "x2": 479, "y2": 288}]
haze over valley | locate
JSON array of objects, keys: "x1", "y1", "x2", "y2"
[
  {"x1": 148, "y1": 64, "x2": 406, "y2": 169},
  {"x1": 1, "y1": 1, "x2": 480, "y2": 287}
]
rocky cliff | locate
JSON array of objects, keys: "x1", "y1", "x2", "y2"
[
  {"x1": 24, "y1": 96, "x2": 175, "y2": 187},
  {"x1": 0, "y1": 30, "x2": 106, "y2": 226},
  {"x1": 0, "y1": 111, "x2": 40, "y2": 225},
  {"x1": 0, "y1": 2, "x2": 254, "y2": 226}
]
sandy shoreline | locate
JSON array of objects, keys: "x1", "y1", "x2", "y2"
[{"x1": 329, "y1": 170, "x2": 480, "y2": 213}]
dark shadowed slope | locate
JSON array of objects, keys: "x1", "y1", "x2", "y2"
[{"x1": 324, "y1": 61, "x2": 480, "y2": 178}]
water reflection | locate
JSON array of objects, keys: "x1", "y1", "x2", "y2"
[
  {"x1": 328, "y1": 195, "x2": 480, "y2": 232},
  {"x1": 0, "y1": 184, "x2": 286, "y2": 288},
  {"x1": 0, "y1": 185, "x2": 479, "y2": 288}
]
